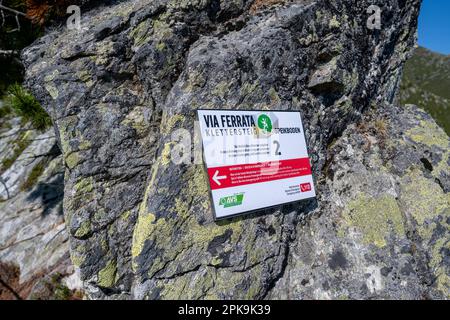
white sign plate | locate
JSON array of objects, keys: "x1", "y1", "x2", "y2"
[{"x1": 197, "y1": 109, "x2": 316, "y2": 220}]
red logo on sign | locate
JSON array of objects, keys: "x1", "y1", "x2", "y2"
[{"x1": 300, "y1": 183, "x2": 312, "y2": 192}]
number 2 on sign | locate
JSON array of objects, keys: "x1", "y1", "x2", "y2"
[{"x1": 273, "y1": 140, "x2": 281, "y2": 156}]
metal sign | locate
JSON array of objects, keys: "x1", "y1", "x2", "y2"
[{"x1": 197, "y1": 109, "x2": 316, "y2": 220}]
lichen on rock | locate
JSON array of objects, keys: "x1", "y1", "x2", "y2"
[
  {"x1": 16, "y1": 0, "x2": 449, "y2": 300},
  {"x1": 341, "y1": 194, "x2": 405, "y2": 248}
]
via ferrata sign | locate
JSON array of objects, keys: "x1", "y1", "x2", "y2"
[{"x1": 197, "y1": 109, "x2": 316, "y2": 220}]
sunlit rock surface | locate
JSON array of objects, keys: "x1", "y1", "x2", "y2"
[{"x1": 15, "y1": 0, "x2": 448, "y2": 299}]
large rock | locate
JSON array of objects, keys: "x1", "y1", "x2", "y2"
[
  {"x1": 20, "y1": 0, "x2": 448, "y2": 300},
  {"x1": 269, "y1": 104, "x2": 449, "y2": 299}
]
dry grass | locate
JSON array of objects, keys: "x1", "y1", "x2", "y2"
[
  {"x1": 356, "y1": 117, "x2": 389, "y2": 153},
  {"x1": 250, "y1": 0, "x2": 286, "y2": 14}
]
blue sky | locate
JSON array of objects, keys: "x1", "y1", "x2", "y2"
[{"x1": 418, "y1": 0, "x2": 450, "y2": 54}]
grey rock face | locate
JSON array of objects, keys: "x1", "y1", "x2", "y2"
[
  {"x1": 0, "y1": 116, "x2": 74, "y2": 299},
  {"x1": 20, "y1": 0, "x2": 448, "y2": 300},
  {"x1": 0, "y1": 128, "x2": 56, "y2": 200},
  {"x1": 269, "y1": 104, "x2": 449, "y2": 299}
]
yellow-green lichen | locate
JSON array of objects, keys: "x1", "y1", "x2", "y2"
[
  {"x1": 211, "y1": 267, "x2": 264, "y2": 299},
  {"x1": 240, "y1": 81, "x2": 261, "y2": 98},
  {"x1": 97, "y1": 260, "x2": 117, "y2": 288},
  {"x1": 400, "y1": 169, "x2": 449, "y2": 229},
  {"x1": 433, "y1": 151, "x2": 449, "y2": 182},
  {"x1": 137, "y1": 163, "x2": 160, "y2": 217},
  {"x1": 268, "y1": 87, "x2": 281, "y2": 103},
  {"x1": 132, "y1": 212, "x2": 156, "y2": 258},
  {"x1": 130, "y1": 19, "x2": 153, "y2": 48},
  {"x1": 315, "y1": 10, "x2": 323, "y2": 21},
  {"x1": 159, "y1": 267, "x2": 215, "y2": 300},
  {"x1": 188, "y1": 166, "x2": 210, "y2": 210},
  {"x1": 171, "y1": 205, "x2": 229, "y2": 249},
  {"x1": 213, "y1": 81, "x2": 232, "y2": 99},
  {"x1": 430, "y1": 235, "x2": 449, "y2": 291},
  {"x1": 101, "y1": 238, "x2": 109, "y2": 252},
  {"x1": 70, "y1": 251, "x2": 85, "y2": 267},
  {"x1": 76, "y1": 70, "x2": 94, "y2": 87},
  {"x1": 399, "y1": 169, "x2": 449, "y2": 296},
  {"x1": 155, "y1": 41, "x2": 166, "y2": 51},
  {"x1": 65, "y1": 152, "x2": 81, "y2": 169},
  {"x1": 121, "y1": 106, "x2": 150, "y2": 136},
  {"x1": 183, "y1": 70, "x2": 206, "y2": 92},
  {"x1": 161, "y1": 142, "x2": 175, "y2": 166},
  {"x1": 93, "y1": 41, "x2": 115, "y2": 65},
  {"x1": 78, "y1": 139, "x2": 91, "y2": 151},
  {"x1": 341, "y1": 194, "x2": 405, "y2": 248},
  {"x1": 210, "y1": 256, "x2": 223, "y2": 266},
  {"x1": 134, "y1": 165, "x2": 243, "y2": 277},
  {"x1": 74, "y1": 220, "x2": 91, "y2": 238},
  {"x1": 74, "y1": 177, "x2": 94, "y2": 194},
  {"x1": 343, "y1": 68, "x2": 359, "y2": 89},
  {"x1": 162, "y1": 114, "x2": 185, "y2": 134},
  {"x1": 415, "y1": 118, "x2": 450, "y2": 183},
  {"x1": 152, "y1": 19, "x2": 173, "y2": 39},
  {"x1": 44, "y1": 70, "x2": 59, "y2": 82},
  {"x1": 45, "y1": 84, "x2": 59, "y2": 99},
  {"x1": 121, "y1": 210, "x2": 131, "y2": 221},
  {"x1": 405, "y1": 120, "x2": 449, "y2": 149},
  {"x1": 93, "y1": 209, "x2": 106, "y2": 224},
  {"x1": 329, "y1": 15, "x2": 341, "y2": 28},
  {"x1": 298, "y1": 32, "x2": 319, "y2": 46},
  {"x1": 159, "y1": 277, "x2": 190, "y2": 299},
  {"x1": 58, "y1": 115, "x2": 78, "y2": 154}
]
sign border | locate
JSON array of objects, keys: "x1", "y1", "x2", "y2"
[{"x1": 196, "y1": 108, "x2": 316, "y2": 221}]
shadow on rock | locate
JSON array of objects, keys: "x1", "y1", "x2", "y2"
[
  {"x1": 215, "y1": 197, "x2": 319, "y2": 226},
  {"x1": 27, "y1": 173, "x2": 64, "y2": 217}
]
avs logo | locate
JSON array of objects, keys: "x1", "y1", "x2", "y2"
[
  {"x1": 219, "y1": 194, "x2": 244, "y2": 208},
  {"x1": 255, "y1": 113, "x2": 278, "y2": 138},
  {"x1": 257, "y1": 114, "x2": 272, "y2": 133}
]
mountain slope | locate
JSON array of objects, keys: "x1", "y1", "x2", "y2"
[{"x1": 400, "y1": 47, "x2": 450, "y2": 134}]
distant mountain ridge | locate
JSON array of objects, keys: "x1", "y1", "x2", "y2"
[{"x1": 400, "y1": 46, "x2": 450, "y2": 134}]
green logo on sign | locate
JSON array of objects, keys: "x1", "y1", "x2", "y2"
[
  {"x1": 257, "y1": 114, "x2": 272, "y2": 133},
  {"x1": 219, "y1": 194, "x2": 244, "y2": 208}
]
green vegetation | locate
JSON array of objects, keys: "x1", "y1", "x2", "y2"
[
  {"x1": 20, "y1": 160, "x2": 46, "y2": 191},
  {"x1": 52, "y1": 280, "x2": 73, "y2": 300},
  {"x1": 400, "y1": 47, "x2": 450, "y2": 134},
  {"x1": 4, "y1": 84, "x2": 52, "y2": 131},
  {"x1": 0, "y1": 103, "x2": 12, "y2": 118},
  {"x1": 28, "y1": 273, "x2": 83, "y2": 300},
  {"x1": 0, "y1": 86, "x2": 51, "y2": 177}
]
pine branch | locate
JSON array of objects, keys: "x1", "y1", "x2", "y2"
[
  {"x1": 0, "y1": 2, "x2": 28, "y2": 32},
  {"x1": 0, "y1": 4, "x2": 26, "y2": 17},
  {"x1": 0, "y1": 50, "x2": 21, "y2": 66},
  {"x1": 0, "y1": 49, "x2": 19, "y2": 56}
]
